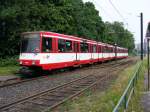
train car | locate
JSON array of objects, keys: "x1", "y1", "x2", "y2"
[{"x1": 19, "y1": 31, "x2": 128, "y2": 72}]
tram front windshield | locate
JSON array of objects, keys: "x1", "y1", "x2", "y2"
[{"x1": 21, "y1": 33, "x2": 40, "y2": 53}]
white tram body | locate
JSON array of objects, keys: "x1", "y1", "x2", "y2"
[{"x1": 19, "y1": 31, "x2": 128, "y2": 70}]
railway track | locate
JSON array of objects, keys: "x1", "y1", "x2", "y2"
[
  {"x1": 0, "y1": 77, "x2": 35, "y2": 88},
  {"x1": 0, "y1": 59, "x2": 134, "y2": 112},
  {"x1": 0, "y1": 59, "x2": 132, "y2": 89}
]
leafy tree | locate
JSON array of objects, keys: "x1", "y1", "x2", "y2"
[
  {"x1": 104, "y1": 21, "x2": 134, "y2": 53},
  {"x1": 0, "y1": 0, "x2": 134, "y2": 57}
]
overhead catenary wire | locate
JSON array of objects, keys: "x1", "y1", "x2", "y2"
[
  {"x1": 108, "y1": 0, "x2": 127, "y2": 23},
  {"x1": 93, "y1": 0, "x2": 113, "y2": 21},
  {"x1": 91, "y1": 0, "x2": 129, "y2": 29}
]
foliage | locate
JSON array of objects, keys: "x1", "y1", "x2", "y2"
[
  {"x1": 127, "y1": 59, "x2": 146, "y2": 112},
  {"x1": 0, "y1": 56, "x2": 18, "y2": 67},
  {"x1": 104, "y1": 22, "x2": 135, "y2": 53},
  {"x1": 0, "y1": 0, "x2": 134, "y2": 57}
]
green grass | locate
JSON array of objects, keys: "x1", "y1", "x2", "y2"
[
  {"x1": 126, "y1": 59, "x2": 147, "y2": 112},
  {"x1": 0, "y1": 56, "x2": 19, "y2": 75},
  {"x1": 56, "y1": 61, "x2": 144, "y2": 112},
  {"x1": 0, "y1": 66, "x2": 19, "y2": 75}
]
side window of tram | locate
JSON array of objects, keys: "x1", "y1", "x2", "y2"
[
  {"x1": 66, "y1": 40, "x2": 72, "y2": 52},
  {"x1": 42, "y1": 37, "x2": 52, "y2": 52},
  {"x1": 98, "y1": 46, "x2": 101, "y2": 53},
  {"x1": 93, "y1": 45, "x2": 97, "y2": 53},
  {"x1": 84, "y1": 43, "x2": 89, "y2": 53},
  {"x1": 80, "y1": 43, "x2": 89, "y2": 53},
  {"x1": 58, "y1": 39, "x2": 66, "y2": 52},
  {"x1": 74, "y1": 42, "x2": 79, "y2": 52}
]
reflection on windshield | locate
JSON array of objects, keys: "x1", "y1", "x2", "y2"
[{"x1": 21, "y1": 33, "x2": 40, "y2": 53}]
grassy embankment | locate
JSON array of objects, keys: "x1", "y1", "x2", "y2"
[
  {"x1": 126, "y1": 59, "x2": 146, "y2": 112},
  {"x1": 56, "y1": 59, "x2": 146, "y2": 112},
  {"x1": 0, "y1": 56, "x2": 19, "y2": 75}
]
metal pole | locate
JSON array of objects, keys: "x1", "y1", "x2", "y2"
[
  {"x1": 147, "y1": 39, "x2": 149, "y2": 90},
  {"x1": 141, "y1": 12, "x2": 143, "y2": 60}
]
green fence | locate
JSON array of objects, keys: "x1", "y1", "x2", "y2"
[{"x1": 113, "y1": 62, "x2": 142, "y2": 112}]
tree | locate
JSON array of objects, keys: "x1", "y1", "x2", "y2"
[
  {"x1": 0, "y1": 0, "x2": 134, "y2": 57},
  {"x1": 104, "y1": 21, "x2": 135, "y2": 53}
]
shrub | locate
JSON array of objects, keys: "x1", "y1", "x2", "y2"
[{"x1": 0, "y1": 56, "x2": 19, "y2": 67}]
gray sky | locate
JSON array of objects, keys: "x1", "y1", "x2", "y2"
[{"x1": 83, "y1": 0, "x2": 150, "y2": 44}]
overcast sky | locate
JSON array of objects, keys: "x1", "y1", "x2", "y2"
[{"x1": 83, "y1": 0, "x2": 150, "y2": 44}]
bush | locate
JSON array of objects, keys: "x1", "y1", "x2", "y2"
[{"x1": 0, "y1": 56, "x2": 19, "y2": 67}]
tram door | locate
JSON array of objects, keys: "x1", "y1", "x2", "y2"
[{"x1": 74, "y1": 42, "x2": 79, "y2": 61}]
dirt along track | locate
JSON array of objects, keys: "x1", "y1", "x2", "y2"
[{"x1": 0, "y1": 57, "x2": 138, "y2": 112}]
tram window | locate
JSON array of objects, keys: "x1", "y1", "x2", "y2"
[
  {"x1": 101, "y1": 46, "x2": 104, "y2": 53},
  {"x1": 98, "y1": 46, "x2": 101, "y2": 53},
  {"x1": 80, "y1": 43, "x2": 84, "y2": 52},
  {"x1": 80, "y1": 43, "x2": 89, "y2": 53},
  {"x1": 84, "y1": 43, "x2": 89, "y2": 52},
  {"x1": 104, "y1": 47, "x2": 107, "y2": 53},
  {"x1": 58, "y1": 39, "x2": 65, "y2": 52},
  {"x1": 66, "y1": 40, "x2": 72, "y2": 52},
  {"x1": 104, "y1": 47, "x2": 106, "y2": 53},
  {"x1": 98, "y1": 46, "x2": 99, "y2": 53},
  {"x1": 102, "y1": 46, "x2": 104, "y2": 53},
  {"x1": 110, "y1": 48, "x2": 112, "y2": 53},
  {"x1": 90, "y1": 45, "x2": 92, "y2": 53},
  {"x1": 107, "y1": 47, "x2": 109, "y2": 53},
  {"x1": 148, "y1": 23, "x2": 150, "y2": 31},
  {"x1": 100, "y1": 46, "x2": 102, "y2": 53},
  {"x1": 106, "y1": 47, "x2": 108, "y2": 53},
  {"x1": 42, "y1": 37, "x2": 52, "y2": 52},
  {"x1": 74, "y1": 42, "x2": 79, "y2": 52},
  {"x1": 93, "y1": 45, "x2": 97, "y2": 53}
]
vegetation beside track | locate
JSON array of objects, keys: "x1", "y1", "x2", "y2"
[
  {"x1": 126, "y1": 59, "x2": 146, "y2": 112},
  {"x1": 0, "y1": 56, "x2": 19, "y2": 75},
  {"x1": 0, "y1": 66, "x2": 19, "y2": 75},
  {"x1": 57, "y1": 60, "x2": 143, "y2": 112}
]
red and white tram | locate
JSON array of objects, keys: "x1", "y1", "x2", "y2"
[{"x1": 19, "y1": 31, "x2": 128, "y2": 71}]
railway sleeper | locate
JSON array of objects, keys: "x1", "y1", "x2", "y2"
[
  {"x1": 27, "y1": 101, "x2": 50, "y2": 107},
  {"x1": 17, "y1": 102, "x2": 46, "y2": 112},
  {"x1": 71, "y1": 86, "x2": 85, "y2": 90},
  {"x1": 3, "y1": 103, "x2": 44, "y2": 112},
  {"x1": 79, "y1": 81, "x2": 95, "y2": 85},
  {"x1": 78, "y1": 84, "x2": 92, "y2": 87},
  {"x1": 39, "y1": 97, "x2": 62, "y2": 101},
  {"x1": 66, "y1": 88, "x2": 84, "y2": 92},
  {"x1": 45, "y1": 94, "x2": 64, "y2": 97},
  {"x1": 37, "y1": 98, "x2": 61, "y2": 105},
  {"x1": 56, "y1": 89, "x2": 77, "y2": 94},
  {"x1": 48, "y1": 90, "x2": 71, "y2": 97}
]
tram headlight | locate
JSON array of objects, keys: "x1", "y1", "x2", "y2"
[
  {"x1": 32, "y1": 61, "x2": 35, "y2": 65},
  {"x1": 20, "y1": 61, "x2": 22, "y2": 64}
]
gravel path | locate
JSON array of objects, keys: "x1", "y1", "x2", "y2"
[{"x1": 0, "y1": 58, "x2": 137, "y2": 108}]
